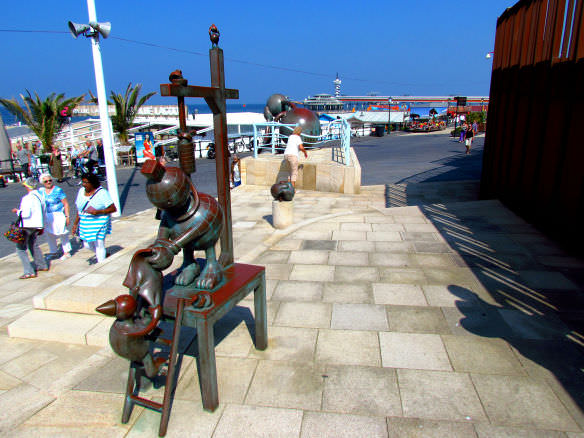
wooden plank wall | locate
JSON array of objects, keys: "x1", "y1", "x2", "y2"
[{"x1": 480, "y1": 0, "x2": 584, "y2": 253}]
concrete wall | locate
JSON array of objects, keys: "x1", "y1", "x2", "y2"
[{"x1": 241, "y1": 148, "x2": 361, "y2": 194}]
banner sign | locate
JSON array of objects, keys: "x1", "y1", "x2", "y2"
[{"x1": 135, "y1": 132, "x2": 155, "y2": 163}]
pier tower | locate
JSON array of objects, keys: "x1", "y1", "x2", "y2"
[{"x1": 333, "y1": 73, "x2": 341, "y2": 97}]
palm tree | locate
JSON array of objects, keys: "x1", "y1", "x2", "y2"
[
  {"x1": 0, "y1": 91, "x2": 85, "y2": 153},
  {"x1": 92, "y1": 83, "x2": 155, "y2": 145}
]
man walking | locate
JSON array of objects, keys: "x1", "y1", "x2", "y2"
[
  {"x1": 16, "y1": 143, "x2": 31, "y2": 177},
  {"x1": 81, "y1": 140, "x2": 99, "y2": 175}
]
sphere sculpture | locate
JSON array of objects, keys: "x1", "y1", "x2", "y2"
[
  {"x1": 271, "y1": 181, "x2": 295, "y2": 202},
  {"x1": 264, "y1": 93, "x2": 321, "y2": 144}
]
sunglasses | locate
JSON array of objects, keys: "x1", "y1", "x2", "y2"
[{"x1": 43, "y1": 179, "x2": 53, "y2": 183}]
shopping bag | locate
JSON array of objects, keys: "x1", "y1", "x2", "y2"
[{"x1": 4, "y1": 215, "x2": 24, "y2": 243}]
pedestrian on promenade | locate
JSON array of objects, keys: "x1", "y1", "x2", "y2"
[
  {"x1": 11, "y1": 177, "x2": 48, "y2": 279},
  {"x1": 230, "y1": 154, "x2": 241, "y2": 188},
  {"x1": 465, "y1": 124, "x2": 474, "y2": 155},
  {"x1": 96, "y1": 139, "x2": 105, "y2": 166},
  {"x1": 72, "y1": 173, "x2": 117, "y2": 264},
  {"x1": 80, "y1": 140, "x2": 98, "y2": 175},
  {"x1": 459, "y1": 122, "x2": 467, "y2": 143},
  {"x1": 472, "y1": 121, "x2": 478, "y2": 135},
  {"x1": 38, "y1": 173, "x2": 72, "y2": 260},
  {"x1": 16, "y1": 143, "x2": 31, "y2": 177},
  {"x1": 29, "y1": 144, "x2": 40, "y2": 180},
  {"x1": 284, "y1": 126, "x2": 308, "y2": 188},
  {"x1": 49, "y1": 147, "x2": 64, "y2": 182}
]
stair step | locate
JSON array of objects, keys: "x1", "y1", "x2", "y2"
[
  {"x1": 7, "y1": 309, "x2": 109, "y2": 347},
  {"x1": 34, "y1": 284, "x2": 126, "y2": 315}
]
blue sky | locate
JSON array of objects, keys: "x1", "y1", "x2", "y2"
[{"x1": 0, "y1": 0, "x2": 515, "y2": 105}]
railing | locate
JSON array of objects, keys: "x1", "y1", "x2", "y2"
[{"x1": 252, "y1": 118, "x2": 351, "y2": 165}]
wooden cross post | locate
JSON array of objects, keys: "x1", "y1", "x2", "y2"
[{"x1": 160, "y1": 47, "x2": 239, "y2": 267}]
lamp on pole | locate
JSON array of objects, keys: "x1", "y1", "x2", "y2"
[{"x1": 67, "y1": 0, "x2": 120, "y2": 217}]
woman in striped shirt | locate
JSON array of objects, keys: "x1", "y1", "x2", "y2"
[{"x1": 72, "y1": 173, "x2": 117, "y2": 263}]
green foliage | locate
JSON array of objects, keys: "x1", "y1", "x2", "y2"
[
  {"x1": 108, "y1": 83, "x2": 156, "y2": 145},
  {"x1": 0, "y1": 91, "x2": 84, "y2": 153},
  {"x1": 451, "y1": 126, "x2": 464, "y2": 137},
  {"x1": 466, "y1": 111, "x2": 487, "y2": 124}
]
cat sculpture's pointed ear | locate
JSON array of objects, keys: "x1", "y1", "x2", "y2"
[{"x1": 141, "y1": 159, "x2": 165, "y2": 182}]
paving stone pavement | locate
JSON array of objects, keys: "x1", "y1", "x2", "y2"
[{"x1": 1, "y1": 182, "x2": 584, "y2": 437}]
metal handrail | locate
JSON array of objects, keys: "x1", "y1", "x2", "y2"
[{"x1": 252, "y1": 119, "x2": 351, "y2": 165}]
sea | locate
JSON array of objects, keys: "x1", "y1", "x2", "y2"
[{"x1": 0, "y1": 103, "x2": 266, "y2": 128}]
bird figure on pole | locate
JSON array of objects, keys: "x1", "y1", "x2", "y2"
[{"x1": 209, "y1": 24, "x2": 220, "y2": 47}]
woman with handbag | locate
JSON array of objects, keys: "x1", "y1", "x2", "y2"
[
  {"x1": 38, "y1": 173, "x2": 72, "y2": 260},
  {"x1": 11, "y1": 177, "x2": 48, "y2": 279},
  {"x1": 71, "y1": 173, "x2": 117, "y2": 264}
]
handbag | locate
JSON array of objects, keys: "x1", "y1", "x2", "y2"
[{"x1": 4, "y1": 214, "x2": 25, "y2": 243}]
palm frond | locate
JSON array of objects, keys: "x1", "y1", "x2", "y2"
[
  {"x1": 0, "y1": 90, "x2": 84, "y2": 152},
  {"x1": 109, "y1": 83, "x2": 156, "y2": 145}
]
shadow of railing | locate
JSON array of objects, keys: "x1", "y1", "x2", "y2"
[
  {"x1": 386, "y1": 180, "x2": 480, "y2": 208},
  {"x1": 421, "y1": 199, "x2": 584, "y2": 411}
]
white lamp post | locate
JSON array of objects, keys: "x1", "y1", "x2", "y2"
[
  {"x1": 388, "y1": 97, "x2": 392, "y2": 135},
  {"x1": 68, "y1": 0, "x2": 120, "y2": 217}
]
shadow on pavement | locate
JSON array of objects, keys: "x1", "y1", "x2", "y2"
[
  {"x1": 422, "y1": 201, "x2": 584, "y2": 411},
  {"x1": 119, "y1": 166, "x2": 139, "y2": 213}
]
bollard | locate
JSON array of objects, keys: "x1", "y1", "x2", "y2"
[{"x1": 272, "y1": 200, "x2": 293, "y2": 229}]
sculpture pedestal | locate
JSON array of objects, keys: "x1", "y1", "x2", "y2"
[{"x1": 272, "y1": 200, "x2": 294, "y2": 229}]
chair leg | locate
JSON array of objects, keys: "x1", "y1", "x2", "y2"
[
  {"x1": 196, "y1": 318, "x2": 219, "y2": 412},
  {"x1": 122, "y1": 363, "x2": 140, "y2": 423},
  {"x1": 254, "y1": 273, "x2": 268, "y2": 351},
  {"x1": 159, "y1": 298, "x2": 185, "y2": 437}
]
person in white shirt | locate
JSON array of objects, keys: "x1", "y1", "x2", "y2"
[
  {"x1": 11, "y1": 177, "x2": 48, "y2": 278},
  {"x1": 283, "y1": 126, "x2": 308, "y2": 188}
]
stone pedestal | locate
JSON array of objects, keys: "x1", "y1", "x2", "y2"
[{"x1": 272, "y1": 200, "x2": 294, "y2": 229}]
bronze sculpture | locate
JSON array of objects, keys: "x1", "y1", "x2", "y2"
[
  {"x1": 95, "y1": 27, "x2": 267, "y2": 436},
  {"x1": 142, "y1": 159, "x2": 223, "y2": 289},
  {"x1": 271, "y1": 181, "x2": 295, "y2": 201},
  {"x1": 263, "y1": 93, "x2": 321, "y2": 143},
  {"x1": 97, "y1": 159, "x2": 224, "y2": 375},
  {"x1": 209, "y1": 24, "x2": 220, "y2": 47},
  {"x1": 96, "y1": 292, "x2": 165, "y2": 378}
]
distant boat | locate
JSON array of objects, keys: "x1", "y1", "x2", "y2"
[{"x1": 303, "y1": 94, "x2": 344, "y2": 112}]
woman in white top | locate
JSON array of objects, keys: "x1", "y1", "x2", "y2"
[
  {"x1": 11, "y1": 177, "x2": 49, "y2": 278},
  {"x1": 38, "y1": 173, "x2": 72, "y2": 260},
  {"x1": 283, "y1": 126, "x2": 308, "y2": 187},
  {"x1": 230, "y1": 154, "x2": 241, "y2": 188}
]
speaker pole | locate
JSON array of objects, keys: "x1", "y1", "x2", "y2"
[{"x1": 85, "y1": 0, "x2": 121, "y2": 216}]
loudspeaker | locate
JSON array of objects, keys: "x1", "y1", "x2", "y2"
[
  {"x1": 68, "y1": 21, "x2": 90, "y2": 38},
  {"x1": 89, "y1": 21, "x2": 111, "y2": 39}
]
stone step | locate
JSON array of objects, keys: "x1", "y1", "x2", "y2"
[
  {"x1": 7, "y1": 309, "x2": 109, "y2": 347},
  {"x1": 33, "y1": 284, "x2": 126, "y2": 315}
]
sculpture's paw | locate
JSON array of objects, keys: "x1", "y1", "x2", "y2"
[
  {"x1": 194, "y1": 265, "x2": 223, "y2": 290},
  {"x1": 192, "y1": 292, "x2": 213, "y2": 310},
  {"x1": 175, "y1": 263, "x2": 201, "y2": 286},
  {"x1": 194, "y1": 274, "x2": 219, "y2": 290},
  {"x1": 144, "y1": 355, "x2": 167, "y2": 379}
]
